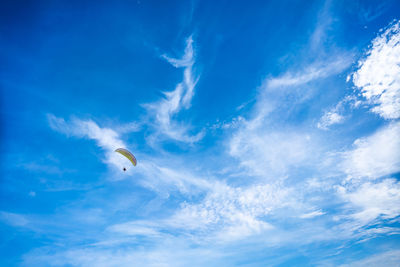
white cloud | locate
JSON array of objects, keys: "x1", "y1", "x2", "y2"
[
  {"x1": 22, "y1": 243, "x2": 225, "y2": 267},
  {"x1": 337, "y1": 179, "x2": 400, "y2": 226},
  {"x1": 48, "y1": 114, "x2": 131, "y2": 170},
  {"x1": 210, "y1": 116, "x2": 245, "y2": 130},
  {"x1": 299, "y1": 210, "x2": 325, "y2": 219},
  {"x1": 352, "y1": 20, "x2": 400, "y2": 119},
  {"x1": 161, "y1": 36, "x2": 194, "y2": 69},
  {"x1": 317, "y1": 110, "x2": 345, "y2": 130},
  {"x1": 108, "y1": 221, "x2": 162, "y2": 237},
  {"x1": 317, "y1": 96, "x2": 353, "y2": 130},
  {"x1": 134, "y1": 159, "x2": 212, "y2": 195},
  {"x1": 113, "y1": 122, "x2": 141, "y2": 134},
  {"x1": 166, "y1": 183, "x2": 292, "y2": 242},
  {"x1": 360, "y1": 227, "x2": 400, "y2": 241},
  {"x1": 145, "y1": 36, "x2": 203, "y2": 143},
  {"x1": 339, "y1": 250, "x2": 400, "y2": 267},
  {"x1": 268, "y1": 0, "x2": 347, "y2": 91},
  {"x1": 230, "y1": 127, "x2": 316, "y2": 178},
  {"x1": 48, "y1": 114, "x2": 125, "y2": 149},
  {"x1": 266, "y1": 56, "x2": 352, "y2": 89},
  {"x1": 342, "y1": 121, "x2": 400, "y2": 179},
  {"x1": 317, "y1": 94, "x2": 365, "y2": 130},
  {"x1": 104, "y1": 181, "x2": 294, "y2": 243}
]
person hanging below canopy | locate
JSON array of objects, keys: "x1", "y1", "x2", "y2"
[{"x1": 115, "y1": 148, "x2": 137, "y2": 172}]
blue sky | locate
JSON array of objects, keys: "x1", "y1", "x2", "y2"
[{"x1": 1, "y1": 0, "x2": 400, "y2": 266}]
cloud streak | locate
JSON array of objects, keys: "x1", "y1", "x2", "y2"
[
  {"x1": 145, "y1": 36, "x2": 204, "y2": 143},
  {"x1": 48, "y1": 114, "x2": 132, "y2": 170},
  {"x1": 266, "y1": 56, "x2": 352, "y2": 89}
]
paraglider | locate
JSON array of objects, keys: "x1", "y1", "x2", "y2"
[{"x1": 115, "y1": 148, "x2": 137, "y2": 171}]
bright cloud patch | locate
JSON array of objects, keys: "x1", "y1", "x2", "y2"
[
  {"x1": 342, "y1": 121, "x2": 400, "y2": 179},
  {"x1": 338, "y1": 179, "x2": 400, "y2": 226},
  {"x1": 317, "y1": 110, "x2": 345, "y2": 130},
  {"x1": 230, "y1": 127, "x2": 315, "y2": 177},
  {"x1": 168, "y1": 183, "x2": 290, "y2": 241},
  {"x1": 352, "y1": 20, "x2": 400, "y2": 119},
  {"x1": 299, "y1": 210, "x2": 325, "y2": 219}
]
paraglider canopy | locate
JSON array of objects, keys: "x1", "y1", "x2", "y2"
[{"x1": 115, "y1": 148, "x2": 137, "y2": 167}]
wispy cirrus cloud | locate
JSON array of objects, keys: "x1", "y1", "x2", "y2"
[
  {"x1": 99, "y1": 180, "x2": 312, "y2": 246},
  {"x1": 337, "y1": 178, "x2": 400, "y2": 226},
  {"x1": 134, "y1": 158, "x2": 212, "y2": 196},
  {"x1": 22, "y1": 241, "x2": 227, "y2": 267},
  {"x1": 341, "y1": 121, "x2": 400, "y2": 180},
  {"x1": 339, "y1": 249, "x2": 400, "y2": 267},
  {"x1": 266, "y1": 56, "x2": 352, "y2": 90},
  {"x1": 165, "y1": 183, "x2": 291, "y2": 241},
  {"x1": 144, "y1": 36, "x2": 204, "y2": 144},
  {"x1": 47, "y1": 114, "x2": 133, "y2": 170},
  {"x1": 230, "y1": 127, "x2": 317, "y2": 178},
  {"x1": 299, "y1": 210, "x2": 325, "y2": 219},
  {"x1": 107, "y1": 220, "x2": 163, "y2": 237}
]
